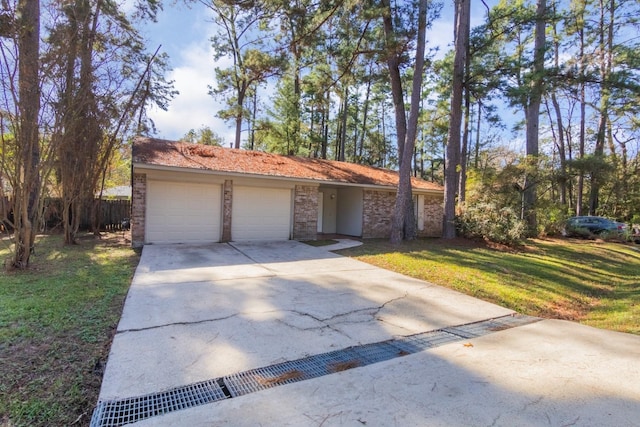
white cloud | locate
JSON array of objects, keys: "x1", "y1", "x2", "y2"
[
  {"x1": 142, "y1": 2, "x2": 237, "y2": 145},
  {"x1": 147, "y1": 40, "x2": 236, "y2": 145}
]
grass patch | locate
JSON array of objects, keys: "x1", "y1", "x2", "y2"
[
  {"x1": 303, "y1": 239, "x2": 339, "y2": 247},
  {"x1": 0, "y1": 232, "x2": 139, "y2": 427},
  {"x1": 337, "y1": 237, "x2": 640, "y2": 335}
]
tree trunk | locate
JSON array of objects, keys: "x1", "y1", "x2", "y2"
[
  {"x1": 458, "y1": 9, "x2": 472, "y2": 206},
  {"x1": 58, "y1": 0, "x2": 103, "y2": 245},
  {"x1": 523, "y1": 0, "x2": 546, "y2": 236},
  {"x1": 13, "y1": 0, "x2": 41, "y2": 268},
  {"x1": 234, "y1": 105, "x2": 243, "y2": 149},
  {"x1": 549, "y1": 11, "x2": 567, "y2": 205},
  {"x1": 321, "y1": 91, "x2": 329, "y2": 159},
  {"x1": 550, "y1": 93, "x2": 567, "y2": 205},
  {"x1": 589, "y1": 0, "x2": 614, "y2": 215},
  {"x1": 576, "y1": 23, "x2": 586, "y2": 215},
  {"x1": 474, "y1": 100, "x2": 482, "y2": 169},
  {"x1": 458, "y1": 77, "x2": 471, "y2": 205},
  {"x1": 250, "y1": 89, "x2": 258, "y2": 150},
  {"x1": 443, "y1": 0, "x2": 469, "y2": 239},
  {"x1": 358, "y1": 66, "x2": 373, "y2": 162},
  {"x1": 339, "y1": 87, "x2": 348, "y2": 161},
  {"x1": 381, "y1": 0, "x2": 407, "y2": 164},
  {"x1": 389, "y1": 0, "x2": 428, "y2": 243}
]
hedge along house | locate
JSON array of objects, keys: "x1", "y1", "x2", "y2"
[{"x1": 131, "y1": 137, "x2": 444, "y2": 247}]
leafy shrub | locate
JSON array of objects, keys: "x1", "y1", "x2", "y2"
[
  {"x1": 456, "y1": 202, "x2": 528, "y2": 246},
  {"x1": 563, "y1": 224, "x2": 594, "y2": 239},
  {"x1": 537, "y1": 204, "x2": 571, "y2": 237}
]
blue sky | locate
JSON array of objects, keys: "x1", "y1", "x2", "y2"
[
  {"x1": 140, "y1": 2, "x2": 227, "y2": 141},
  {"x1": 141, "y1": 1, "x2": 493, "y2": 143}
]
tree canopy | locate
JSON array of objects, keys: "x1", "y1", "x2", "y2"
[{"x1": 2, "y1": 0, "x2": 639, "y2": 263}]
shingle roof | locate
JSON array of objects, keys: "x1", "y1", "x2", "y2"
[{"x1": 133, "y1": 137, "x2": 443, "y2": 193}]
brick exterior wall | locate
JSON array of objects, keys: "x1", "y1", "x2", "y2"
[
  {"x1": 131, "y1": 173, "x2": 146, "y2": 248},
  {"x1": 363, "y1": 190, "x2": 443, "y2": 239},
  {"x1": 419, "y1": 195, "x2": 444, "y2": 237},
  {"x1": 131, "y1": 169, "x2": 442, "y2": 245},
  {"x1": 292, "y1": 185, "x2": 318, "y2": 240},
  {"x1": 362, "y1": 190, "x2": 395, "y2": 238},
  {"x1": 221, "y1": 180, "x2": 233, "y2": 242}
]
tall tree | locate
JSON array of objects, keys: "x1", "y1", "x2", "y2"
[
  {"x1": 588, "y1": 0, "x2": 615, "y2": 215},
  {"x1": 567, "y1": 0, "x2": 588, "y2": 216},
  {"x1": 54, "y1": 0, "x2": 103, "y2": 244},
  {"x1": 546, "y1": 0, "x2": 568, "y2": 206},
  {"x1": 205, "y1": 0, "x2": 282, "y2": 149},
  {"x1": 522, "y1": 0, "x2": 546, "y2": 234},
  {"x1": 383, "y1": 0, "x2": 430, "y2": 243},
  {"x1": 443, "y1": 0, "x2": 470, "y2": 239},
  {"x1": 271, "y1": 0, "x2": 313, "y2": 155},
  {"x1": 47, "y1": 0, "x2": 169, "y2": 243},
  {"x1": 13, "y1": 0, "x2": 41, "y2": 267}
]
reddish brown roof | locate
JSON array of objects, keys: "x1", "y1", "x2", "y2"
[{"x1": 133, "y1": 137, "x2": 443, "y2": 193}]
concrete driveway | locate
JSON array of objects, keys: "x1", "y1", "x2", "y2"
[{"x1": 93, "y1": 241, "x2": 640, "y2": 426}]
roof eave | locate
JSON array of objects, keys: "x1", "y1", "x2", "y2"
[{"x1": 133, "y1": 162, "x2": 443, "y2": 195}]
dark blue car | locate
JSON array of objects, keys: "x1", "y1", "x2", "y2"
[{"x1": 563, "y1": 216, "x2": 626, "y2": 237}]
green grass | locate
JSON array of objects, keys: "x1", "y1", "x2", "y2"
[
  {"x1": 303, "y1": 239, "x2": 339, "y2": 247},
  {"x1": 0, "y1": 233, "x2": 139, "y2": 427},
  {"x1": 337, "y1": 237, "x2": 640, "y2": 335}
]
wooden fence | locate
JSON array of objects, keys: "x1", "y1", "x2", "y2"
[
  {"x1": 2, "y1": 197, "x2": 130, "y2": 232},
  {"x1": 41, "y1": 198, "x2": 131, "y2": 232}
]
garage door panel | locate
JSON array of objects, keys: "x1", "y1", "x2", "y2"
[
  {"x1": 146, "y1": 181, "x2": 221, "y2": 243},
  {"x1": 232, "y1": 187, "x2": 291, "y2": 240}
]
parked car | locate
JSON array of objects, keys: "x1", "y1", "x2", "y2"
[{"x1": 563, "y1": 216, "x2": 626, "y2": 237}]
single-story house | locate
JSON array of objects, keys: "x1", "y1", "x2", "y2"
[{"x1": 131, "y1": 137, "x2": 444, "y2": 247}]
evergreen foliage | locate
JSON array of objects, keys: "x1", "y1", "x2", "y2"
[{"x1": 2, "y1": 0, "x2": 640, "y2": 252}]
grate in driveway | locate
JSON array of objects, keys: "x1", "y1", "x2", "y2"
[
  {"x1": 90, "y1": 314, "x2": 540, "y2": 426},
  {"x1": 90, "y1": 378, "x2": 228, "y2": 427}
]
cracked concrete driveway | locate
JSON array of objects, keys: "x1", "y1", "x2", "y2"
[{"x1": 96, "y1": 241, "x2": 640, "y2": 426}]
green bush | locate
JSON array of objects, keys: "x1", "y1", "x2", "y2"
[
  {"x1": 563, "y1": 224, "x2": 594, "y2": 239},
  {"x1": 536, "y1": 204, "x2": 571, "y2": 236},
  {"x1": 456, "y1": 202, "x2": 528, "y2": 246}
]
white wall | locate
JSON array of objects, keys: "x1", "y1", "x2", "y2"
[{"x1": 336, "y1": 187, "x2": 363, "y2": 236}]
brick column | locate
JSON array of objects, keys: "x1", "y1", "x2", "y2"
[
  {"x1": 293, "y1": 185, "x2": 318, "y2": 240},
  {"x1": 221, "y1": 180, "x2": 233, "y2": 242},
  {"x1": 131, "y1": 173, "x2": 146, "y2": 248}
]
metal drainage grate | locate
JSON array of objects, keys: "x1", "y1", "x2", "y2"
[
  {"x1": 91, "y1": 314, "x2": 540, "y2": 426},
  {"x1": 443, "y1": 312, "x2": 540, "y2": 339},
  {"x1": 90, "y1": 379, "x2": 228, "y2": 427}
]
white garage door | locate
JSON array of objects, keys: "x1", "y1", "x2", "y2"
[
  {"x1": 232, "y1": 186, "x2": 291, "y2": 240},
  {"x1": 146, "y1": 181, "x2": 221, "y2": 243}
]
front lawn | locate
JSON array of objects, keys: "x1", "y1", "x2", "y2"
[
  {"x1": 0, "y1": 233, "x2": 139, "y2": 427},
  {"x1": 338, "y1": 238, "x2": 640, "y2": 335},
  {"x1": 1, "y1": 233, "x2": 638, "y2": 426}
]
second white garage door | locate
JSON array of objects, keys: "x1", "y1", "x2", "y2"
[
  {"x1": 146, "y1": 181, "x2": 221, "y2": 244},
  {"x1": 232, "y1": 186, "x2": 291, "y2": 240}
]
